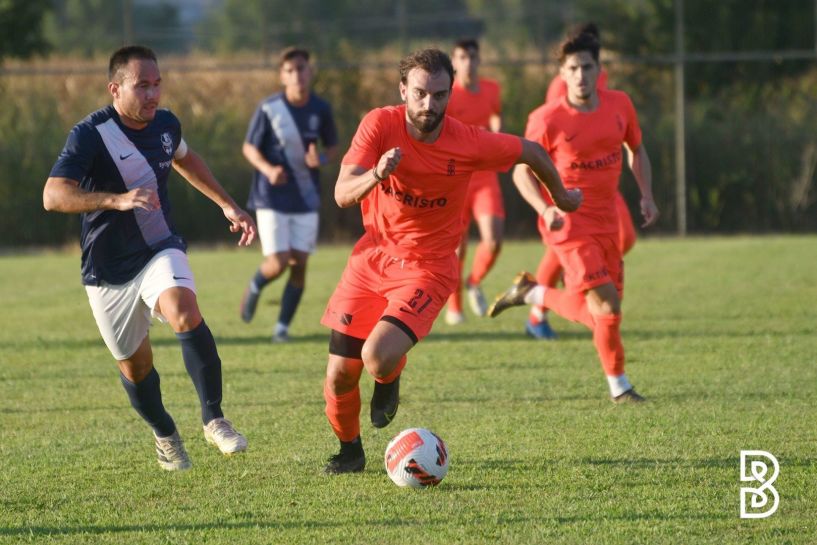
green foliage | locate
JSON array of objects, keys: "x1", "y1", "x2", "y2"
[
  {"x1": 0, "y1": 0, "x2": 51, "y2": 60},
  {"x1": 2, "y1": 238, "x2": 817, "y2": 543},
  {"x1": 43, "y1": 0, "x2": 184, "y2": 57}
]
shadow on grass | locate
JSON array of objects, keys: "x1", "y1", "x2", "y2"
[
  {"x1": 0, "y1": 509, "x2": 736, "y2": 538},
  {"x1": 8, "y1": 322, "x2": 811, "y2": 353}
]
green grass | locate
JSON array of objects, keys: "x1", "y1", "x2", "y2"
[{"x1": 1, "y1": 236, "x2": 816, "y2": 544}]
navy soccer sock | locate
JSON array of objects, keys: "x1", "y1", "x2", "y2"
[
  {"x1": 176, "y1": 320, "x2": 224, "y2": 424},
  {"x1": 119, "y1": 368, "x2": 176, "y2": 438},
  {"x1": 250, "y1": 269, "x2": 271, "y2": 293},
  {"x1": 278, "y1": 282, "x2": 304, "y2": 327}
]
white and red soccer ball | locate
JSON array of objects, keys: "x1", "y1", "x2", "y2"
[{"x1": 384, "y1": 427, "x2": 449, "y2": 488}]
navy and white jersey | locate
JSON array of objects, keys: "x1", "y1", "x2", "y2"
[
  {"x1": 49, "y1": 105, "x2": 186, "y2": 286},
  {"x1": 245, "y1": 92, "x2": 338, "y2": 213}
]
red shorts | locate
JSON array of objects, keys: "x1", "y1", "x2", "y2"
[
  {"x1": 321, "y1": 240, "x2": 458, "y2": 342},
  {"x1": 462, "y1": 171, "x2": 504, "y2": 225},
  {"x1": 550, "y1": 233, "x2": 623, "y2": 294}
]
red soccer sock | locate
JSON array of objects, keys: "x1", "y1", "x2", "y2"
[
  {"x1": 466, "y1": 242, "x2": 500, "y2": 286},
  {"x1": 592, "y1": 313, "x2": 625, "y2": 377},
  {"x1": 374, "y1": 355, "x2": 407, "y2": 385},
  {"x1": 542, "y1": 288, "x2": 595, "y2": 330},
  {"x1": 447, "y1": 251, "x2": 466, "y2": 313},
  {"x1": 324, "y1": 380, "x2": 361, "y2": 442},
  {"x1": 536, "y1": 249, "x2": 563, "y2": 288}
]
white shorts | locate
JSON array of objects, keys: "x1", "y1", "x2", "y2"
[
  {"x1": 256, "y1": 208, "x2": 319, "y2": 256},
  {"x1": 85, "y1": 249, "x2": 197, "y2": 361}
]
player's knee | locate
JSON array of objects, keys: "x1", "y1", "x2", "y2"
[
  {"x1": 325, "y1": 365, "x2": 357, "y2": 394},
  {"x1": 169, "y1": 307, "x2": 202, "y2": 333},
  {"x1": 595, "y1": 299, "x2": 620, "y2": 315},
  {"x1": 361, "y1": 344, "x2": 399, "y2": 380},
  {"x1": 484, "y1": 239, "x2": 502, "y2": 254}
]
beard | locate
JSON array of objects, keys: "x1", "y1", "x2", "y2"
[{"x1": 407, "y1": 107, "x2": 444, "y2": 133}]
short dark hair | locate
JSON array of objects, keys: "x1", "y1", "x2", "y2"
[
  {"x1": 108, "y1": 45, "x2": 157, "y2": 82},
  {"x1": 453, "y1": 38, "x2": 479, "y2": 52},
  {"x1": 557, "y1": 27, "x2": 600, "y2": 65},
  {"x1": 399, "y1": 48, "x2": 454, "y2": 88},
  {"x1": 279, "y1": 46, "x2": 310, "y2": 67},
  {"x1": 574, "y1": 23, "x2": 600, "y2": 41}
]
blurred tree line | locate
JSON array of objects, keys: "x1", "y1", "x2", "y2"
[{"x1": 1, "y1": 0, "x2": 815, "y2": 248}]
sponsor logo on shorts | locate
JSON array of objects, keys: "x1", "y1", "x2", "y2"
[{"x1": 585, "y1": 267, "x2": 609, "y2": 282}]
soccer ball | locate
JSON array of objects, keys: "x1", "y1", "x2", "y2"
[{"x1": 384, "y1": 427, "x2": 449, "y2": 488}]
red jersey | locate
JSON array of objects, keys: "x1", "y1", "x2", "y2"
[
  {"x1": 447, "y1": 78, "x2": 501, "y2": 129},
  {"x1": 524, "y1": 88, "x2": 641, "y2": 242},
  {"x1": 545, "y1": 69, "x2": 609, "y2": 104},
  {"x1": 447, "y1": 78, "x2": 503, "y2": 188},
  {"x1": 342, "y1": 105, "x2": 521, "y2": 260}
]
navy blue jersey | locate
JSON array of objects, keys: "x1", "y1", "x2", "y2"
[
  {"x1": 245, "y1": 92, "x2": 337, "y2": 213},
  {"x1": 49, "y1": 105, "x2": 186, "y2": 286}
]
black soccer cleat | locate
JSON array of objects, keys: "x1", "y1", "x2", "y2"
[
  {"x1": 612, "y1": 388, "x2": 647, "y2": 404},
  {"x1": 324, "y1": 439, "x2": 366, "y2": 475},
  {"x1": 487, "y1": 271, "x2": 538, "y2": 318},
  {"x1": 370, "y1": 376, "x2": 400, "y2": 429},
  {"x1": 240, "y1": 285, "x2": 260, "y2": 323}
]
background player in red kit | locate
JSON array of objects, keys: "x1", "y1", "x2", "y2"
[
  {"x1": 320, "y1": 48, "x2": 582, "y2": 473},
  {"x1": 489, "y1": 30, "x2": 658, "y2": 403},
  {"x1": 444, "y1": 38, "x2": 505, "y2": 325},
  {"x1": 530, "y1": 23, "x2": 637, "y2": 340}
]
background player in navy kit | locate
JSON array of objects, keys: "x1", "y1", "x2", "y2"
[
  {"x1": 43, "y1": 46, "x2": 257, "y2": 471},
  {"x1": 239, "y1": 47, "x2": 338, "y2": 342}
]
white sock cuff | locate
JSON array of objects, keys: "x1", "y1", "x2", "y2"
[
  {"x1": 607, "y1": 374, "x2": 633, "y2": 397},
  {"x1": 524, "y1": 285, "x2": 546, "y2": 306}
]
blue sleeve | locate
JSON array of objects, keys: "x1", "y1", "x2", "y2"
[
  {"x1": 320, "y1": 103, "x2": 338, "y2": 148},
  {"x1": 245, "y1": 105, "x2": 268, "y2": 148},
  {"x1": 49, "y1": 123, "x2": 99, "y2": 181}
]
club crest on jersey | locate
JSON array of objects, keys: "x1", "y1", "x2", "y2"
[{"x1": 161, "y1": 132, "x2": 173, "y2": 156}]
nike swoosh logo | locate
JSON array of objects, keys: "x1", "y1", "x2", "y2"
[
  {"x1": 119, "y1": 153, "x2": 134, "y2": 160},
  {"x1": 172, "y1": 275, "x2": 191, "y2": 281},
  {"x1": 565, "y1": 134, "x2": 578, "y2": 142},
  {"x1": 398, "y1": 307, "x2": 414, "y2": 314}
]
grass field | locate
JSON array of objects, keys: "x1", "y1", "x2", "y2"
[{"x1": 2, "y1": 236, "x2": 816, "y2": 544}]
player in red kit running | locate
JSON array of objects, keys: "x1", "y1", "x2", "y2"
[
  {"x1": 443, "y1": 38, "x2": 505, "y2": 324},
  {"x1": 531, "y1": 23, "x2": 638, "y2": 340},
  {"x1": 320, "y1": 48, "x2": 582, "y2": 473},
  {"x1": 488, "y1": 30, "x2": 658, "y2": 403}
]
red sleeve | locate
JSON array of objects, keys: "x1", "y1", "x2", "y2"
[
  {"x1": 523, "y1": 109, "x2": 551, "y2": 153},
  {"x1": 475, "y1": 130, "x2": 522, "y2": 173},
  {"x1": 545, "y1": 77, "x2": 565, "y2": 103},
  {"x1": 622, "y1": 94, "x2": 642, "y2": 150},
  {"x1": 342, "y1": 108, "x2": 385, "y2": 168}
]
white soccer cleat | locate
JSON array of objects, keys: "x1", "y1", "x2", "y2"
[
  {"x1": 203, "y1": 417, "x2": 248, "y2": 455},
  {"x1": 466, "y1": 283, "x2": 488, "y2": 317},
  {"x1": 154, "y1": 430, "x2": 192, "y2": 471}
]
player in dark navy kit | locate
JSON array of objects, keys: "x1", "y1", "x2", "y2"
[
  {"x1": 239, "y1": 46, "x2": 338, "y2": 342},
  {"x1": 43, "y1": 46, "x2": 257, "y2": 471}
]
